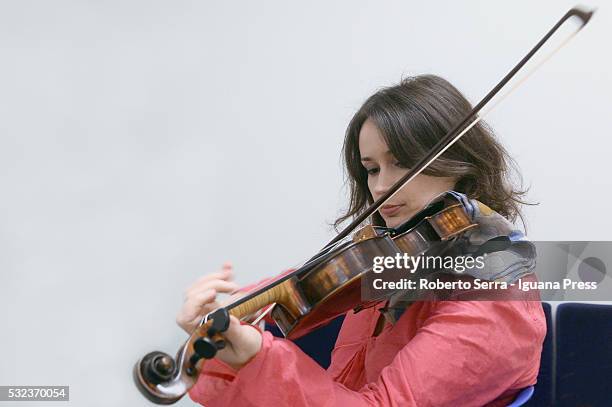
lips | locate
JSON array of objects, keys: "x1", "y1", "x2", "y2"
[{"x1": 379, "y1": 204, "x2": 404, "y2": 217}]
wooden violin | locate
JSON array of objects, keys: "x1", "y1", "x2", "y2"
[{"x1": 134, "y1": 192, "x2": 476, "y2": 404}]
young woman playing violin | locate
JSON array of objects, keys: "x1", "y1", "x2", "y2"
[{"x1": 176, "y1": 75, "x2": 546, "y2": 406}]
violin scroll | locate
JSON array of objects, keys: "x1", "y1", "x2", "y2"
[{"x1": 133, "y1": 308, "x2": 231, "y2": 404}]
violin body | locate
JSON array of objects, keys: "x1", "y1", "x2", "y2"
[{"x1": 271, "y1": 231, "x2": 398, "y2": 339}]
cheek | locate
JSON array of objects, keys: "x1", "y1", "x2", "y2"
[{"x1": 403, "y1": 175, "x2": 454, "y2": 205}]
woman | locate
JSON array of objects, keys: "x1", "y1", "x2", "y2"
[{"x1": 177, "y1": 75, "x2": 546, "y2": 406}]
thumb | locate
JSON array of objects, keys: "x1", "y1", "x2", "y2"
[
  {"x1": 223, "y1": 315, "x2": 262, "y2": 348},
  {"x1": 223, "y1": 315, "x2": 247, "y2": 343}
]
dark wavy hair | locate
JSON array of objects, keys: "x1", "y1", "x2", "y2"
[{"x1": 334, "y1": 74, "x2": 530, "y2": 229}]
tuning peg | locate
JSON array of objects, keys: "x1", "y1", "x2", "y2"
[
  {"x1": 206, "y1": 308, "x2": 230, "y2": 336},
  {"x1": 193, "y1": 336, "x2": 218, "y2": 359}
]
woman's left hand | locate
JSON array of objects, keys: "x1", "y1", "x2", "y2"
[{"x1": 214, "y1": 315, "x2": 263, "y2": 370}]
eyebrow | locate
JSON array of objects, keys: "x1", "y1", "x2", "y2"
[{"x1": 360, "y1": 151, "x2": 393, "y2": 161}]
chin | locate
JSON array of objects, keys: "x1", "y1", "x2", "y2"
[
  {"x1": 384, "y1": 212, "x2": 415, "y2": 229},
  {"x1": 384, "y1": 218, "x2": 402, "y2": 229}
]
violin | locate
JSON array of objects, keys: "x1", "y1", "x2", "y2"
[
  {"x1": 133, "y1": 8, "x2": 593, "y2": 404},
  {"x1": 134, "y1": 192, "x2": 476, "y2": 404}
]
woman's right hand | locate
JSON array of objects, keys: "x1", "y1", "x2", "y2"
[{"x1": 176, "y1": 262, "x2": 241, "y2": 334}]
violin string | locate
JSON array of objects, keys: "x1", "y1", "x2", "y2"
[{"x1": 249, "y1": 303, "x2": 276, "y2": 326}]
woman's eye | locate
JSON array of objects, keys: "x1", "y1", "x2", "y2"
[{"x1": 366, "y1": 167, "x2": 379, "y2": 175}]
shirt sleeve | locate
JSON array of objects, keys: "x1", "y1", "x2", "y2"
[{"x1": 188, "y1": 300, "x2": 545, "y2": 407}]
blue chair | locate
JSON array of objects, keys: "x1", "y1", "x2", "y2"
[
  {"x1": 507, "y1": 386, "x2": 534, "y2": 407},
  {"x1": 525, "y1": 302, "x2": 553, "y2": 406},
  {"x1": 555, "y1": 303, "x2": 612, "y2": 406}
]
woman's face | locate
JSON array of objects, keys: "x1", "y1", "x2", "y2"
[{"x1": 358, "y1": 118, "x2": 457, "y2": 228}]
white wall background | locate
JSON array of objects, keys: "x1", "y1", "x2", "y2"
[{"x1": 1, "y1": 1, "x2": 610, "y2": 406}]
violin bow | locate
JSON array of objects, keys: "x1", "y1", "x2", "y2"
[{"x1": 228, "y1": 7, "x2": 595, "y2": 311}]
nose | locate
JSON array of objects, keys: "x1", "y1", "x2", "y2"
[{"x1": 372, "y1": 168, "x2": 397, "y2": 198}]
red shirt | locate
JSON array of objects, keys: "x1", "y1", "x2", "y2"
[{"x1": 189, "y1": 298, "x2": 545, "y2": 406}]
